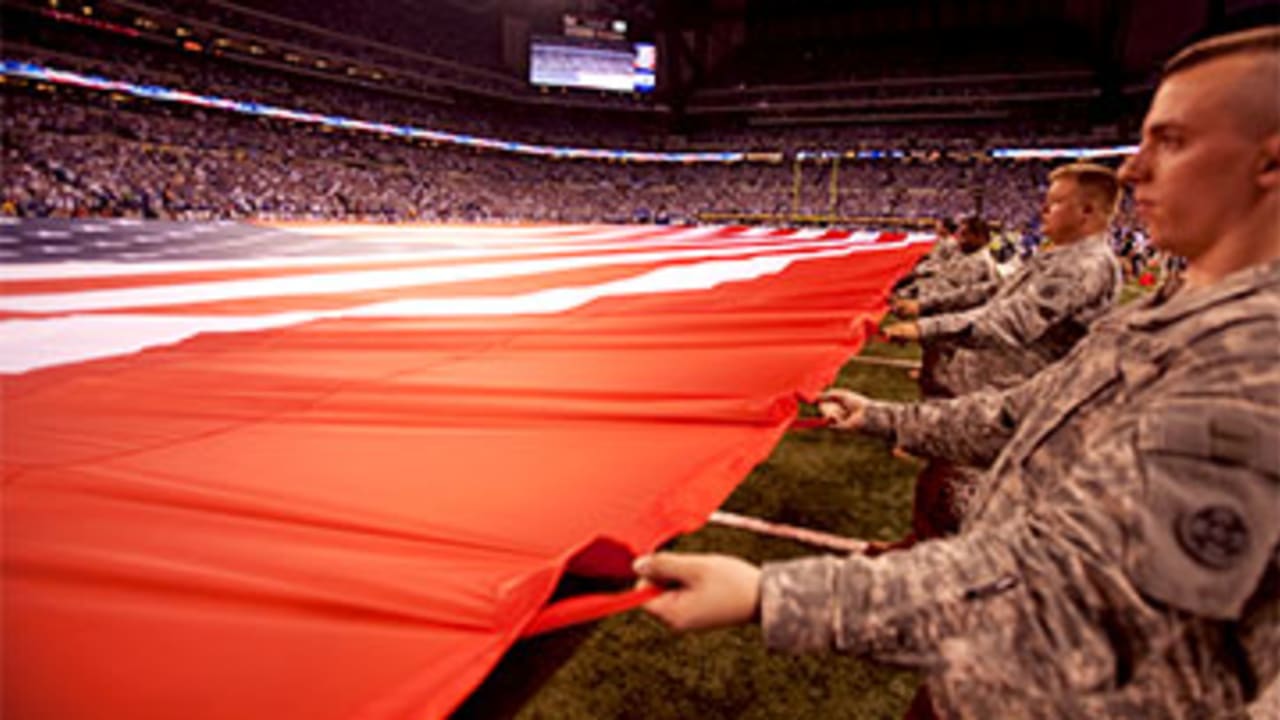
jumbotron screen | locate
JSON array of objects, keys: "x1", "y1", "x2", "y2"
[{"x1": 529, "y1": 36, "x2": 656, "y2": 93}]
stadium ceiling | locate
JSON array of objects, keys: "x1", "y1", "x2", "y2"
[
  {"x1": 636, "y1": 0, "x2": 1273, "y2": 111},
  {"x1": 8, "y1": 0, "x2": 1273, "y2": 128},
  {"x1": 656, "y1": 0, "x2": 1274, "y2": 80}
]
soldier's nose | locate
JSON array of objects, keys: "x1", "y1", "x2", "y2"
[{"x1": 1118, "y1": 152, "x2": 1146, "y2": 184}]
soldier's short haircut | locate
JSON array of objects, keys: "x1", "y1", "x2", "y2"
[
  {"x1": 1164, "y1": 26, "x2": 1280, "y2": 136},
  {"x1": 1049, "y1": 163, "x2": 1121, "y2": 219},
  {"x1": 1164, "y1": 25, "x2": 1280, "y2": 77}
]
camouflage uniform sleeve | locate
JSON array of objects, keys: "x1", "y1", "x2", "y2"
[
  {"x1": 900, "y1": 250, "x2": 992, "y2": 305},
  {"x1": 917, "y1": 277, "x2": 1001, "y2": 315},
  {"x1": 859, "y1": 368, "x2": 1049, "y2": 466},
  {"x1": 909, "y1": 239, "x2": 959, "y2": 280},
  {"x1": 912, "y1": 253, "x2": 1001, "y2": 315},
  {"x1": 917, "y1": 249, "x2": 1113, "y2": 347},
  {"x1": 762, "y1": 323, "x2": 1280, "y2": 679},
  {"x1": 760, "y1": 515, "x2": 1035, "y2": 660},
  {"x1": 760, "y1": 411, "x2": 1276, "y2": 659}
]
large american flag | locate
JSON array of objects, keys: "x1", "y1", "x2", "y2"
[{"x1": 1, "y1": 219, "x2": 929, "y2": 719}]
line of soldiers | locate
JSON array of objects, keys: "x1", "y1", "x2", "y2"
[
  {"x1": 847, "y1": 156, "x2": 1129, "y2": 563},
  {"x1": 875, "y1": 163, "x2": 1127, "y2": 548},
  {"x1": 634, "y1": 27, "x2": 1280, "y2": 719}
]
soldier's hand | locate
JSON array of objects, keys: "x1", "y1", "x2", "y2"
[
  {"x1": 817, "y1": 388, "x2": 868, "y2": 430},
  {"x1": 891, "y1": 298, "x2": 921, "y2": 317},
  {"x1": 891, "y1": 446, "x2": 919, "y2": 462},
  {"x1": 634, "y1": 553, "x2": 761, "y2": 632},
  {"x1": 883, "y1": 321, "x2": 921, "y2": 343}
]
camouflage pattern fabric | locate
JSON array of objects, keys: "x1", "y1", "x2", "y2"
[
  {"x1": 919, "y1": 234, "x2": 1123, "y2": 396},
  {"x1": 762, "y1": 259, "x2": 1280, "y2": 719}
]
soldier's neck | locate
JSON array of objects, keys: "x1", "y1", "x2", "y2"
[
  {"x1": 1050, "y1": 225, "x2": 1106, "y2": 248},
  {"x1": 1184, "y1": 208, "x2": 1280, "y2": 289}
]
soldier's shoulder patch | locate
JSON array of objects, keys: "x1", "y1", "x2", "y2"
[
  {"x1": 1126, "y1": 403, "x2": 1280, "y2": 619},
  {"x1": 1175, "y1": 504, "x2": 1250, "y2": 570}
]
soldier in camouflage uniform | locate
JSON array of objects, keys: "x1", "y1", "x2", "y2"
[
  {"x1": 882, "y1": 217, "x2": 1002, "y2": 545},
  {"x1": 634, "y1": 28, "x2": 1280, "y2": 719},
  {"x1": 894, "y1": 216, "x2": 1001, "y2": 406},
  {"x1": 894, "y1": 217, "x2": 1001, "y2": 319},
  {"x1": 895, "y1": 217, "x2": 994, "y2": 309},
  {"x1": 891, "y1": 218, "x2": 961, "y2": 297},
  {"x1": 896, "y1": 216, "x2": 1001, "y2": 402},
  {"x1": 885, "y1": 164, "x2": 1125, "y2": 398},
  {"x1": 886, "y1": 171, "x2": 1124, "y2": 543}
]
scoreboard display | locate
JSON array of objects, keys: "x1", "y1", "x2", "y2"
[{"x1": 529, "y1": 35, "x2": 656, "y2": 93}]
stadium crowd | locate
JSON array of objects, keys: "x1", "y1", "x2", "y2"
[
  {"x1": 1, "y1": 0, "x2": 1152, "y2": 239},
  {"x1": 2, "y1": 83, "x2": 1144, "y2": 247},
  {"x1": 3, "y1": 0, "x2": 1141, "y2": 153}
]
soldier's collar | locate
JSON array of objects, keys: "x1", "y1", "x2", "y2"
[
  {"x1": 1045, "y1": 232, "x2": 1109, "y2": 254},
  {"x1": 1127, "y1": 258, "x2": 1280, "y2": 328}
]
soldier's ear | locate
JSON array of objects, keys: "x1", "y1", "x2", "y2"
[{"x1": 1258, "y1": 133, "x2": 1280, "y2": 191}]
